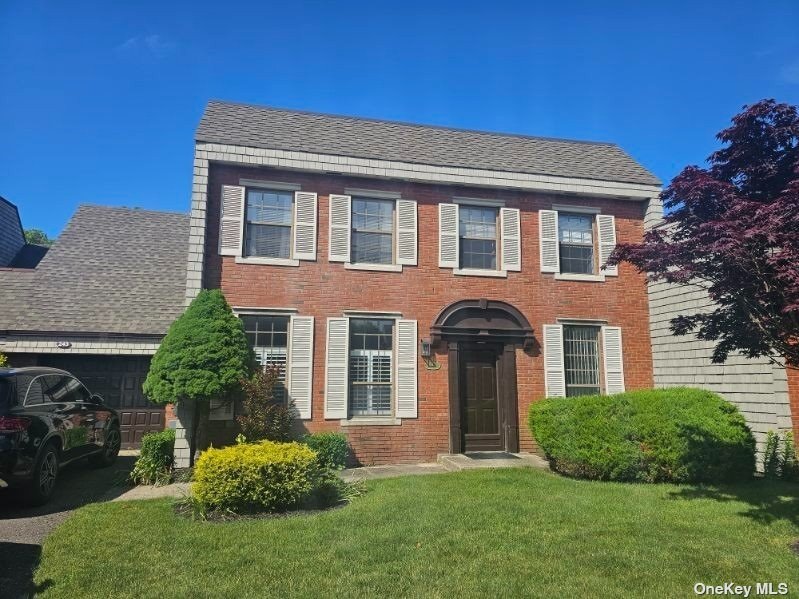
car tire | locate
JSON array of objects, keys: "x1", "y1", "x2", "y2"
[
  {"x1": 25, "y1": 442, "x2": 60, "y2": 506},
  {"x1": 89, "y1": 426, "x2": 121, "y2": 468}
]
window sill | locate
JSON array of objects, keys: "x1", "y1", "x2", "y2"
[
  {"x1": 339, "y1": 417, "x2": 402, "y2": 427},
  {"x1": 235, "y1": 256, "x2": 300, "y2": 267},
  {"x1": 344, "y1": 263, "x2": 403, "y2": 273},
  {"x1": 554, "y1": 273, "x2": 605, "y2": 282},
  {"x1": 453, "y1": 268, "x2": 507, "y2": 278}
]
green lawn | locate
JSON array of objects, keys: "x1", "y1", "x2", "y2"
[{"x1": 36, "y1": 469, "x2": 799, "y2": 598}]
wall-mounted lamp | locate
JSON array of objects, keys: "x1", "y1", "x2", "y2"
[{"x1": 420, "y1": 338, "x2": 432, "y2": 358}]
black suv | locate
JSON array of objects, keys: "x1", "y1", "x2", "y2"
[{"x1": 0, "y1": 367, "x2": 121, "y2": 505}]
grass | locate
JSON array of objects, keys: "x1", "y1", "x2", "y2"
[{"x1": 35, "y1": 469, "x2": 799, "y2": 598}]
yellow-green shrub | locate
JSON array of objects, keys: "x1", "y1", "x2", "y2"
[{"x1": 192, "y1": 441, "x2": 319, "y2": 513}]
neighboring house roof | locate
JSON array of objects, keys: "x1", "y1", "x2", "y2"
[
  {"x1": 196, "y1": 100, "x2": 661, "y2": 187},
  {"x1": 0, "y1": 196, "x2": 26, "y2": 266},
  {"x1": 9, "y1": 244, "x2": 49, "y2": 268},
  {"x1": 0, "y1": 205, "x2": 190, "y2": 337}
]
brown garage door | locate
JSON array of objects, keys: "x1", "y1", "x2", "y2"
[{"x1": 41, "y1": 355, "x2": 165, "y2": 449}]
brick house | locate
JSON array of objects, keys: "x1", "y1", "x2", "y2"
[{"x1": 173, "y1": 101, "x2": 664, "y2": 467}]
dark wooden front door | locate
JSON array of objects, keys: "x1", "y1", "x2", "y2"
[{"x1": 461, "y1": 347, "x2": 502, "y2": 451}]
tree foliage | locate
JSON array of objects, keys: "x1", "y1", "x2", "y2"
[
  {"x1": 611, "y1": 99, "x2": 799, "y2": 366},
  {"x1": 24, "y1": 229, "x2": 53, "y2": 246},
  {"x1": 237, "y1": 367, "x2": 294, "y2": 442},
  {"x1": 143, "y1": 289, "x2": 252, "y2": 464}
]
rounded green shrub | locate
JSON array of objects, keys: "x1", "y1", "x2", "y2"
[
  {"x1": 302, "y1": 432, "x2": 349, "y2": 470},
  {"x1": 192, "y1": 441, "x2": 320, "y2": 513},
  {"x1": 130, "y1": 429, "x2": 176, "y2": 486},
  {"x1": 529, "y1": 388, "x2": 756, "y2": 483}
]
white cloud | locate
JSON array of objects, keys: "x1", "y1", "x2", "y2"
[{"x1": 116, "y1": 34, "x2": 175, "y2": 56}]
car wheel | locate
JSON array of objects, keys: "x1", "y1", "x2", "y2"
[
  {"x1": 25, "y1": 442, "x2": 59, "y2": 506},
  {"x1": 89, "y1": 426, "x2": 121, "y2": 468}
]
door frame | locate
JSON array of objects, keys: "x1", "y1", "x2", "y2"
[{"x1": 448, "y1": 340, "x2": 520, "y2": 454}]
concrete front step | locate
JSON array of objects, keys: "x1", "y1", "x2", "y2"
[{"x1": 437, "y1": 452, "x2": 550, "y2": 472}]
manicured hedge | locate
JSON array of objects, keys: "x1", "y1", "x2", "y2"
[
  {"x1": 302, "y1": 432, "x2": 349, "y2": 470},
  {"x1": 193, "y1": 441, "x2": 319, "y2": 512},
  {"x1": 529, "y1": 388, "x2": 756, "y2": 483}
]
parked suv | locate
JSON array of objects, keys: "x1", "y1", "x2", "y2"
[{"x1": 0, "y1": 367, "x2": 121, "y2": 505}]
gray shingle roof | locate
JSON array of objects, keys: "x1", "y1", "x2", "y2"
[
  {"x1": 0, "y1": 205, "x2": 189, "y2": 337},
  {"x1": 196, "y1": 100, "x2": 661, "y2": 186}
]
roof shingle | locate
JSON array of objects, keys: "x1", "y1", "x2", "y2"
[
  {"x1": 0, "y1": 205, "x2": 189, "y2": 336},
  {"x1": 196, "y1": 100, "x2": 661, "y2": 187}
]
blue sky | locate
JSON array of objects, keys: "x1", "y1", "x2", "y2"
[{"x1": 1, "y1": 0, "x2": 798, "y2": 238}]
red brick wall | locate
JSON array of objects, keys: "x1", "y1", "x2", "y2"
[
  {"x1": 788, "y1": 367, "x2": 799, "y2": 440},
  {"x1": 203, "y1": 163, "x2": 654, "y2": 464}
]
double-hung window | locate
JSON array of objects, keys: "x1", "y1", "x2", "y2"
[
  {"x1": 241, "y1": 314, "x2": 289, "y2": 401},
  {"x1": 539, "y1": 208, "x2": 617, "y2": 277},
  {"x1": 348, "y1": 318, "x2": 394, "y2": 417},
  {"x1": 351, "y1": 198, "x2": 394, "y2": 265},
  {"x1": 459, "y1": 205, "x2": 498, "y2": 270},
  {"x1": 562, "y1": 325, "x2": 601, "y2": 396},
  {"x1": 558, "y1": 213, "x2": 595, "y2": 275},
  {"x1": 244, "y1": 189, "x2": 293, "y2": 259}
]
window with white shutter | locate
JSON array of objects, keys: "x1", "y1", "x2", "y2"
[
  {"x1": 292, "y1": 192, "x2": 318, "y2": 261},
  {"x1": 500, "y1": 207, "x2": 521, "y2": 272},
  {"x1": 328, "y1": 195, "x2": 352, "y2": 263},
  {"x1": 539, "y1": 209, "x2": 560, "y2": 273},
  {"x1": 324, "y1": 318, "x2": 349, "y2": 418},
  {"x1": 541, "y1": 208, "x2": 618, "y2": 277},
  {"x1": 543, "y1": 324, "x2": 566, "y2": 397},
  {"x1": 438, "y1": 203, "x2": 459, "y2": 268},
  {"x1": 348, "y1": 319, "x2": 394, "y2": 416},
  {"x1": 219, "y1": 185, "x2": 245, "y2": 256},
  {"x1": 287, "y1": 316, "x2": 314, "y2": 419},
  {"x1": 602, "y1": 326, "x2": 625, "y2": 394},
  {"x1": 395, "y1": 319, "x2": 418, "y2": 418},
  {"x1": 596, "y1": 214, "x2": 618, "y2": 276},
  {"x1": 395, "y1": 199, "x2": 418, "y2": 265},
  {"x1": 240, "y1": 314, "x2": 289, "y2": 401},
  {"x1": 244, "y1": 189, "x2": 294, "y2": 259}
]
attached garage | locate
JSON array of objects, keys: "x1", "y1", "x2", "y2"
[{"x1": 39, "y1": 355, "x2": 164, "y2": 448}]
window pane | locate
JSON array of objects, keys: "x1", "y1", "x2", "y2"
[
  {"x1": 563, "y1": 326, "x2": 601, "y2": 397},
  {"x1": 559, "y1": 213, "x2": 595, "y2": 274},
  {"x1": 240, "y1": 314, "x2": 290, "y2": 402},
  {"x1": 459, "y1": 205, "x2": 497, "y2": 270},
  {"x1": 352, "y1": 231, "x2": 393, "y2": 264},
  {"x1": 245, "y1": 223, "x2": 291, "y2": 259},
  {"x1": 351, "y1": 198, "x2": 394, "y2": 264},
  {"x1": 349, "y1": 318, "x2": 394, "y2": 416},
  {"x1": 246, "y1": 190, "x2": 293, "y2": 225}
]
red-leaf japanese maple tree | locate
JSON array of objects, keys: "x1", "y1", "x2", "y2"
[{"x1": 610, "y1": 99, "x2": 799, "y2": 367}]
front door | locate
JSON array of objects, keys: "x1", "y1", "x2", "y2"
[{"x1": 461, "y1": 347, "x2": 502, "y2": 451}]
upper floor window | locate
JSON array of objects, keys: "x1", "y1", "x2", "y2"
[
  {"x1": 349, "y1": 318, "x2": 394, "y2": 417},
  {"x1": 240, "y1": 314, "x2": 289, "y2": 401},
  {"x1": 459, "y1": 205, "x2": 498, "y2": 270},
  {"x1": 245, "y1": 189, "x2": 293, "y2": 259},
  {"x1": 351, "y1": 198, "x2": 394, "y2": 265},
  {"x1": 558, "y1": 213, "x2": 595, "y2": 275},
  {"x1": 539, "y1": 208, "x2": 617, "y2": 278}
]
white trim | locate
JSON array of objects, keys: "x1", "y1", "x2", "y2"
[
  {"x1": 345, "y1": 188, "x2": 402, "y2": 199},
  {"x1": 339, "y1": 417, "x2": 402, "y2": 426},
  {"x1": 554, "y1": 273, "x2": 606, "y2": 282},
  {"x1": 551, "y1": 204, "x2": 601, "y2": 214},
  {"x1": 556, "y1": 317, "x2": 608, "y2": 325},
  {"x1": 233, "y1": 307, "x2": 298, "y2": 315},
  {"x1": 345, "y1": 262, "x2": 403, "y2": 272},
  {"x1": 239, "y1": 179, "x2": 302, "y2": 191},
  {"x1": 452, "y1": 196, "x2": 505, "y2": 207},
  {"x1": 344, "y1": 312, "x2": 401, "y2": 318},
  {"x1": 235, "y1": 256, "x2": 300, "y2": 267},
  {"x1": 453, "y1": 268, "x2": 507, "y2": 278},
  {"x1": 197, "y1": 142, "x2": 662, "y2": 199}
]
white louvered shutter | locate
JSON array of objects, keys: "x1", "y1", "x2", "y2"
[
  {"x1": 287, "y1": 316, "x2": 314, "y2": 419},
  {"x1": 395, "y1": 319, "x2": 418, "y2": 418},
  {"x1": 539, "y1": 209, "x2": 559, "y2": 273},
  {"x1": 396, "y1": 199, "x2": 417, "y2": 266},
  {"x1": 602, "y1": 326, "x2": 625, "y2": 394},
  {"x1": 292, "y1": 192, "x2": 317, "y2": 261},
  {"x1": 324, "y1": 318, "x2": 349, "y2": 418},
  {"x1": 328, "y1": 194, "x2": 351, "y2": 262},
  {"x1": 209, "y1": 398, "x2": 234, "y2": 420},
  {"x1": 219, "y1": 185, "x2": 245, "y2": 256},
  {"x1": 597, "y1": 214, "x2": 618, "y2": 276},
  {"x1": 543, "y1": 324, "x2": 566, "y2": 397},
  {"x1": 500, "y1": 207, "x2": 521, "y2": 272},
  {"x1": 438, "y1": 203, "x2": 459, "y2": 268}
]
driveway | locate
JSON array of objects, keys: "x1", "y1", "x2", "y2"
[{"x1": 0, "y1": 454, "x2": 135, "y2": 598}]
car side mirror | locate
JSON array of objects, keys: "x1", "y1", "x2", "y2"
[{"x1": 90, "y1": 394, "x2": 104, "y2": 405}]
